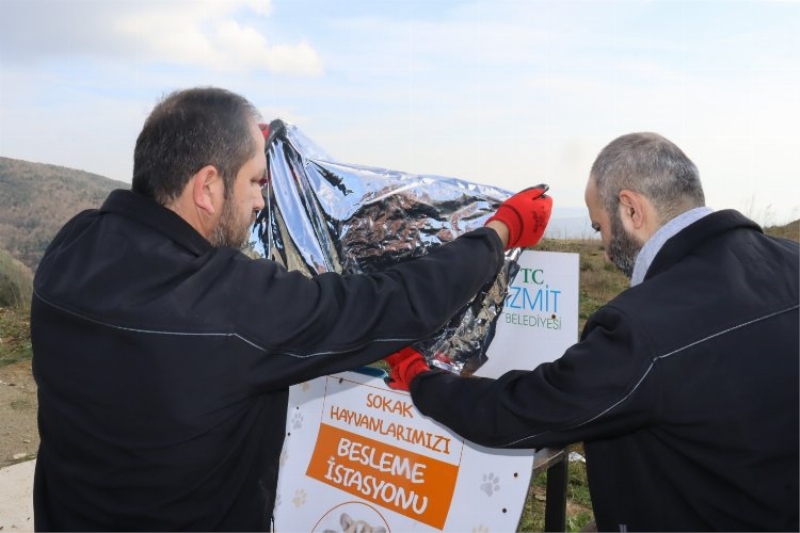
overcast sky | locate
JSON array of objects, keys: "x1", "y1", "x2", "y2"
[{"x1": 1, "y1": 0, "x2": 798, "y2": 224}]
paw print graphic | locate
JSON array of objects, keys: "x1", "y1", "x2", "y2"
[
  {"x1": 291, "y1": 411, "x2": 304, "y2": 430},
  {"x1": 472, "y1": 524, "x2": 490, "y2": 533},
  {"x1": 480, "y1": 472, "x2": 501, "y2": 497},
  {"x1": 301, "y1": 382, "x2": 311, "y2": 392},
  {"x1": 292, "y1": 488, "x2": 306, "y2": 508}
]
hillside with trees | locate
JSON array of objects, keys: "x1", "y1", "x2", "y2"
[{"x1": 0, "y1": 157, "x2": 126, "y2": 271}]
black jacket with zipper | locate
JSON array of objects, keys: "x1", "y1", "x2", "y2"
[
  {"x1": 31, "y1": 189, "x2": 505, "y2": 531},
  {"x1": 411, "y1": 210, "x2": 799, "y2": 531}
]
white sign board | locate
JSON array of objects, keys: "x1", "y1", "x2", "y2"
[
  {"x1": 275, "y1": 250, "x2": 579, "y2": 532},
  {"x1": 476, "y1": 249, "x2": 580, "y2": 377}
]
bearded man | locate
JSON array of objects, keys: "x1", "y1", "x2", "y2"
[
  {"x1": 30, "y1": 86, "x2": 552, "y2": 530},
  {"x1": 385, "y1": 132, "x2": 799, "y2": 532}
]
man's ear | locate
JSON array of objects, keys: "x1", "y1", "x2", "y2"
[
  {"x1": 618, "y1": 189, "x2": 645, "y2": 230},
  {"x1": 191, "y1": 165, "x2": 222, "y2": 215}
]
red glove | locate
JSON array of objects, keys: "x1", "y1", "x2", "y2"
[
  {"x1": 384, "y1": 347, "x2": 431, "y2": 392},
  {"x1": 486, "y1": 184, "x2": 553, "y2": 249}
]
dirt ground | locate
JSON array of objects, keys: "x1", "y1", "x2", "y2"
[{"x1": 0, "y1": 360, "x2": 39, "y2": 469}]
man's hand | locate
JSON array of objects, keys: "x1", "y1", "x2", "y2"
[
  {"x1": 486, "y1": 184, "x2": 553, "y2": 249},
  {"x1": 384, "y1": 347, "x2": 431, "y2": 392}
]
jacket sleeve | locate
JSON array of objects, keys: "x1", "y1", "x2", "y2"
[
  {"x1": 409, "y1": 303, "x2": 659, "y2": 449},
  {"x1": 231, "y1": 226, "x2": 505, "y2": 389}
]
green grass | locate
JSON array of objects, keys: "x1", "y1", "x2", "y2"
[
  {"x1": 517, "y1": 444, "x2": 594, "y2": 532},
  {"x1": 0, "y1": 306, "x2": 32, "y2": 368}
]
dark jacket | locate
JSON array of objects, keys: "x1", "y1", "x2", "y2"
[
  {"x1": 411, "y1": 210, "x2": 799, "y2": 531},
  {"x1": 31, "y1": 189, "x2": 505, "y2": 531}
]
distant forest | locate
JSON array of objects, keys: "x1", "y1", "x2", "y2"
[{"x1": 0, "y1": 157, "x2": 125, "y2": 271}]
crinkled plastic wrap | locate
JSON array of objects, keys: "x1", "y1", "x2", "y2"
[{"x1": 250, "y1": 119, "x2": 520, "y2": 375}]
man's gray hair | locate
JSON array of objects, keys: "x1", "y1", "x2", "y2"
[{"x1": 590, "y1": 132, "x2": 705, "y2": 224}]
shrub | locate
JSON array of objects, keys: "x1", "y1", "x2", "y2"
[{"x1": 0, "y1": 249, "x2": 33, "y2": 309}]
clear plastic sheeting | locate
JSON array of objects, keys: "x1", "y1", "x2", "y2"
[{"x1": 250, "y1": 119, "x2": 521, "y2": 375}]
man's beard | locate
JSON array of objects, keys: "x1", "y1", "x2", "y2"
[
  {"x1": 210, "y1": 196, "x2": 253, "y2": 249},
  {"x1": 608, "y1": 211, "x2": 642, "y2": 279}
]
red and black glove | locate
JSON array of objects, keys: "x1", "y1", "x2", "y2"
[
  {"x1": 383, "y1": 347, "x2": 431, "y2": 392},
  {"x1": 486, "y1": 184, "x2": 553, "y2": 249}
]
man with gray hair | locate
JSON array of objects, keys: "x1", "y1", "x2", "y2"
[{"x1": 385, "y1": 132, "x2": 799, "y2": 531}]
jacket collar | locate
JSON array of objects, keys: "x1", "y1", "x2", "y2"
[
  {"x1": 644, "y1": 209, "x2": 762, "y2": 282},
  {"x1": 99, "y1": 189, "x2": 213, "y2": 256},
  {"x1": 631, "y1": 207, "x2": 714, "y2": 286}
]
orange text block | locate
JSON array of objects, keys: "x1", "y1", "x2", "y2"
[{"x1": 306, "y1": 423, "x2": 459, "y2": 529}]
